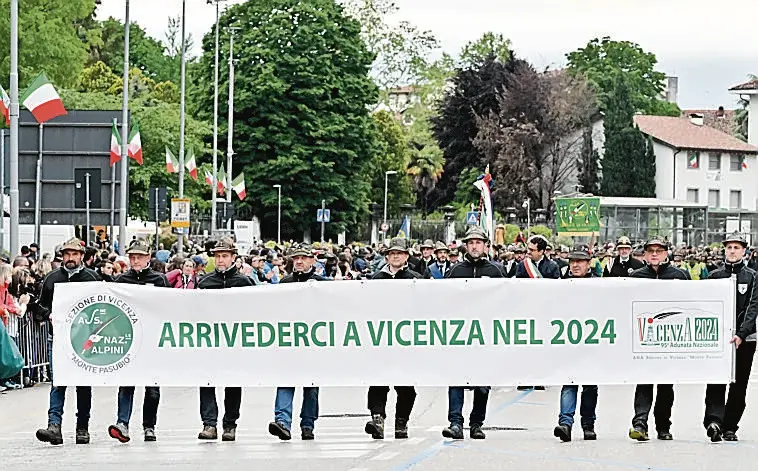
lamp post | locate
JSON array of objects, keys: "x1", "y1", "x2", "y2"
[
  {"x1": 383, "y1": 170, "x2": 397, "y2": 245},
  {"x1": 273, "y1": 184, "x2": 281, "y2": 245},
  {"x1": 206, "y1": 0, "x2": 228, "y2": 234}
]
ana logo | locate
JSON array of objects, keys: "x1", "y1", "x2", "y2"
[{"x1": 66, "y1": 295, "x2": 140, "y2": 374}]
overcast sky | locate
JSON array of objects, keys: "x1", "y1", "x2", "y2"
[{"x1": 97, "y1": 0, "x2": 757, "y2": 109}]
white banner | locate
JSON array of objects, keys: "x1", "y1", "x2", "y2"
[{"x1": 52, "y1": 278, "x2": 736, "y2": 387}]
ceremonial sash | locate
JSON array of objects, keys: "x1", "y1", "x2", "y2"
[{"x1": 524, "y1": 258, "x2": 543, "y2": 278}]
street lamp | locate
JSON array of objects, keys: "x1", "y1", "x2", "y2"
[
  {"x1": 522, "y1": 198, "x2": 531, "y2": 235},
  {"x1": 383, "y1": 170, "x2": 398, "y2": 245},
  {"x1": 273, "y1": 184, "x2": 281, "y2": 245}
]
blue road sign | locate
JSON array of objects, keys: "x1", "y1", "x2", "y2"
[
  {"x1": 466, "y1": 211, "x2": 480, "y2": 225},
  {"x1": 317, "y1": 209, "x2": 331, "y2": 223}
]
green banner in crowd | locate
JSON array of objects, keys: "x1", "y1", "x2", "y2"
[{"x1": 555, "y1": 197, "x2": 601, "y2": 234}]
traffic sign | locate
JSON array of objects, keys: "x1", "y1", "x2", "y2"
[
  {"x1": 381, "y1": 222, "x2": 389, "y2": 232},
  {"x1": 466, "y1": 211, "x2": 480, "y2": 225},
  {"x1": 170, "y1": 198, "x2": 191, "y2": 228},
  {"x1": 317, "y1": 208, "x2": 331, "y2": 223}
]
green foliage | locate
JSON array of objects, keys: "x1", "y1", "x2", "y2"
[
  {"x1": 529, "y1": 224, "x2": 554, "y2": 240},
  {"x1": 0, "y1": 0, "x2": 95, "y2": 88},
  {"x1": 566, "y1": 37, "x2": 667, "y2": 114},
  {"x1": 459, "y1": 32, "x2": 512, "y2": 69},
  {"x1": 190, "y1": 0, "x2": 379, "y2": 238},
  {"x1": 638, "y1": 134, "x2": 657, "y2": 197},
  {"x1": 77, "y1": 61, "x2": 122, "y2": 94},
  {"x1": 576, "y1": 128, "x2": 600, "y2": 195},
  {"x1": 407, "y1": 118, "x2": 444, "y2": 215},
  {"x1": 369, "y1": 111, "x2": 415, "y2": 214},
  {"x1": 452, "y1": 167, "x2": 484, "y2": 211}
]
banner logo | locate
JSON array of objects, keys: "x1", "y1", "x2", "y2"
[
  {"x1": 66, "y1": 295, "x2": 141, "y2": 374},
  {"x1": 632, "y1": 302, "x2": 723, "y2": 354}
]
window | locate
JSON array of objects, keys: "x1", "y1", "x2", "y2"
[
  {"x1": 708, "y1": 189, "x2": 720, "y2": 208},
  {"x1": 687, "y1": 151, "x2": 699, "y2": 169},
  {"x1": 730, "y1": 154, "x2": 745, "y2": 172},
  {"x1": 730, "y1": 190, "x2": 742, "y2": 209},
  {"x1": 708, "y1": 153, "x2": 721, "y2": 170},
  {"x1": 686, "y1": 188, "x2": 699, "y2": 203}
]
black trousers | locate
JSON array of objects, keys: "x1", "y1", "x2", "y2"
[
  {"x1": 367, "y1": 386, "x2": 416, "y2": 420},
  {"x1": 704, "y1": 341, "x2": 756, "y2": 432},
  {"x1": 632, "y1": 384, "x2": 674, "y2": 432},
  {"x1": 199, "y1": 387, "x2": 242, "y2": 428}
]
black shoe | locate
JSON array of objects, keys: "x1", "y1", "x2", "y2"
[
  {"x1": 144, "y1": 427, "x2": 156, "y2": 442},
  {"x1": 534, "y1": 386, "x2": 546, "y2": 391},
  {"x1": 516, "y1": 386, "x2": 533, "y2": 390},
  {"x1": 198, "y1": 425, "x2": 217, "y2": 440},
  {"x1": 657, "y1": 430, "x2": 673, "y2": 441},
  {"x1": 268, "y1": 421, "x2": 291, "y2": 441},
  {"x1": 628, "y1": 426, "x2": 649, "y2": 442},
  {"x1": 706, "y1": 423, "x2": 722, "y2": 443},
  {"x1": 364, "y1": 414, "x2": 384, "y2": 439},
  {"x1": 75, "y1": 426, "x2": 90, "y2": 444},
  {"x1": 583, "y1": 427, "x2": 597, "y2": 441},
  {"x1": 36, "y1": 423, "x2": 63, "y2": 445},
  {"x1": 301, "y1": 428, "x2": 314, "y2": 440},
  {"x1": 723, "y1": 430, "x2": 738, "y2": 441},
  {"x1": 394, "y1": 418, "x2": 409, "y2": 439},
  {"x1": 553, "y1": 424, "x2": 571, "y2": 442},
  {"x1": 470, "y1": 424, "x2": 486, "y2": 440},
  {"x1": 441, "y1": 423, "x2": 464, "y2": 440},
  {"x1": 221, "y1": 426, "x2": 236, "y2": 442}
]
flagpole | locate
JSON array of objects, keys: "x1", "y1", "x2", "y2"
[
  {"x1": 177, "y1": 0, "x2": 187, "y2": 255},
  {"x1": 118, "y1": 0, "x2": 131, "y2": 255},
  {"x1": 109, "y1": 118, "x2": 117, "y2": 249},
  {"x1": 8, "y1": 0, "x2": 19, "y2": 257},
  {"x1": 225, "y1": 28, "x2": 237, "y2": 211},
  {"x1": 210, "y1": 0, "x2": 221, "y2": 234}
]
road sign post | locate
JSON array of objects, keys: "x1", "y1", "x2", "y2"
[
  {"x1": 317, "y1": 205, "x2": 331, "y2": 244},
  {"x1": 466, "y1": 211, "x2": 480, "y2": 225}
]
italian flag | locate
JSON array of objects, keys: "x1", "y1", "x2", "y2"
[
  {"x1": 217, "y1": 164, "x2": 227, "y2": 195},
  {"x1": 743, "y1": 159, "x2": 748, "y2": 170},
  {"x1": 232, "y1": 173, "x2": 246, "y2": 200},
  {"x1": 109, "y1": 122, "x2": 121, "y2": 167},
  {"x1": 165, "y1": 146, "x2": 179, "y2": 173},
  {"x1": 21, "y1": 74, "x2": 67, "y2": 123},
  {"x1": 205, "y1": 169, "x2": 214, "y2": 186},
  {"x1": 185, "y1": 146, "x2": 198, "y2": 180},
  {"x1": 0, "y1": 85, "x2": 9, "y2": 126},
  {"x1": 127, "y1": 123, "x2": 143, "y2": 165},
  {"x1": 688, "y1": 153, "x2": 698, "y2": 168}
]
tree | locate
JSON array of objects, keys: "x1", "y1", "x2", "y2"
[
  {"x1": 0, "y1": 0, "x2": 94, "y2": 88},
  {"x1": 164, "y1": 15, "x2": 196, "y2": 84},
  {"x1": 636, "y1": 134, "x2": 657, "y2": 197},
  {"x1": 342, "y1": 0, "x2": 439, "y2": 92},
  {"x1": 459, "y1": 32, "x2": 512, "y2": 69},
  {"x1": 600, "y1": 75, "x2": 652, "y2": 197},
  {"x1": 430, "y1": 54, "x2": 513, "y2": 210},
  {"x1": 191, "y1": 0, "x2": 379, "y2": 239},
  {"x1": 407, "y1": 121, "x2": 444, "y2": 216},
  {"x1": 566, "y1": 37, "x2": 678, "y2": 115},
  {"x1": 452, "y1": 167, "x2": 483, "y2": 211},
  {"x1": 576, "y1": 128, "x2": 600, "y2": 195},
  {"x1": 368, "y1": 111, "x2": 415, "y2": 215}
]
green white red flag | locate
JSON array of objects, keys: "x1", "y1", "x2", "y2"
[
  {"x1": 232, "y1": 173, "x2": 246, "y2": 200},
  {"x1": 127, "y1": 123, "x2": 143, "y2": 165},
  {"x1": 217, "y1": 164, "x2": 227, "y2": 195},
  {"x1": 205, "y1": 169, "x2": 214, "y2": 186},
  {"x1": 21, "y1": 74, "x2": 67, "y2": 123},
  {"x1": 110, "y1": 122, "x2": 121, "y2": 167},
  {"x1": 185, "y1": 146, "x2": 198, "y2": 180},
  {"x1": 0, "y1": 85, "x2": 9, "y2": 126},
  {"x1": 165, "y1": 147, "x2": 179, "y2": 173}
]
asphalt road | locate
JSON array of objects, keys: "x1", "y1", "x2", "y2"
[{"x1": 2, "y1": 383, "x2": 758, "y2": 470}]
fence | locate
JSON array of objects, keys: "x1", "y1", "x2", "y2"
[{"x1": 16, "y1": 314, "x2": 50, "y2": 385}]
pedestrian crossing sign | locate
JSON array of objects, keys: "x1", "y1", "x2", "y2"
[{"x1": 466, "y1": 211, "x2": 479, "y2": 225}]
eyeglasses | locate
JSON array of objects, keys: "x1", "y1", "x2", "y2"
[{"x1": 646, "y1": 248, "x2": 667, "y2": 254}]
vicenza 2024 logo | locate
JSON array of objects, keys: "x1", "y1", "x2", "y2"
[
  {"x1": 66, "y1": 294, "x2": 141, "y2": 373},
  {"x1": 632, "y1": 302, "x2": 723, "y2": 354}
]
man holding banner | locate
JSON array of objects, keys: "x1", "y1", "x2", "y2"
[
  {"x1": 35, "y1": 238, "x2": 102, "y2": 446},
  {"x1": 703, "y1": 232, "x2": 758, "y2": 442},
  {"x1": 108, "y1": 240, "x2": 170, "y2": 444},
  {"x1": 366, "y1": 238, "x2": 421, "y2": 440},
  {"x1": 442, "y1": 227, "x2": 502, "y2": 440},
  {"x1": 554, "y1": 246, "x2": 599, "y2": 442},
  {"x1": 269, "y1": 245, "x2": 328, "y2": 441},
  {"x1": 197, "y1": 238, "x2": 254, "y2": 442},
  {"x1": 629, "y1": 238, "x2": 690, "y2": 442}
]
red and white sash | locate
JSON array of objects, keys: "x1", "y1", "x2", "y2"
[{"x1": 524, "y1": 258, "x2": 543, "y2": 279}]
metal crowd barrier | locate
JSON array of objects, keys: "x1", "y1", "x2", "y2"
[{"x1": 17, "y1": 315, "x2": 50, "y2": 385}]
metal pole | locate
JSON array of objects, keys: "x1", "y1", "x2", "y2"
[
  {"x1": 383, "y1": 173, "x2": 389, "y2": 245},
  {"x1": 34, "y1": 124, "x2": 43, "y2": 246},
  {"x1": 273, "y1": 185, "x2": 281, "y2": 245},
  {"x1": 177, "y1": 0, "x2": 187, "y2": 256},
  {"x1": 109, "y1": 118, "x2": 117, "y2": 250},
  {"x1": 526, "y1": 200, "x2": 531, "y2": 236},
  {"x1": 118, "y1": 0, "x2": 131, "y2": 255},
  {"x1": 9, "y1": 0, "x2": 19, "y2": 257},
  {"x1": 211, "y1": 0, "x2": 220, "y2": 234},
  {"x1": 225, "y1": 30, "x2": 235, "y2": 205},
  {"x1": 85, "y1": 172, "x2": 91, "y2": 246},
  {"x1": 320, "y1": 199, "x2": 325, "y2": 243},
  {"x1": 0, "y1": 129, "x2": 4, "y2": 251},
  {"x1": 154, "y1": 188, "x2": 159, "y2": 251}
]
